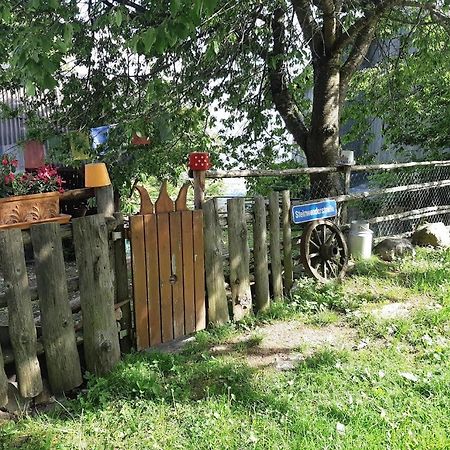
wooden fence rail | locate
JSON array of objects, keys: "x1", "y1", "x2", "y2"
[
  {"x1": 253, "y1": 196, "x2": 270, "y2": 312},
  {"x1": 269, "y1": 192, "x2": 283, "y2": 300},
  {"x1": 0, "y1": 229, "x2": 42, "y2": 399},
  {"x1": 73, "y1": 215, "x2": 121, "y2": 376},
  {"x1": 204, "y1": 160, "x2": 450, "y2": 179},
  {"x1": 202, "y1": 178, "x2": 450, "y2": 324},
  {"x1": 31, "y1": 223, "x2": 82, "y2": 393}
]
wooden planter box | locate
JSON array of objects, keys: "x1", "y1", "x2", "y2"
[{"x1": 0, "y1": 192, "x2": 70, "y2": 230}]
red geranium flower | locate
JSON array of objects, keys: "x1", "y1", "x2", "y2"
[{"x1": 4, "y1": 173, "x2": 14, "y2": 184}]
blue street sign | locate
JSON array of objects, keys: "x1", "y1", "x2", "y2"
[{"x1": 291, "y1": 200, "x2": 337, "y2": 224}]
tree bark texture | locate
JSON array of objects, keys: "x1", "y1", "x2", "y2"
[
  {"x1": 0, "y1": 229, "x2": 42, "y2": 398},
  {"x1": 307, "y1": 55, "x2": 343, "y2": 197},
  {"x1": 268, "y1": 3, "x2": 397, "y2": 196},
  {"x1": 72, "y1": 214, "x2": 121, "y2": 376}
]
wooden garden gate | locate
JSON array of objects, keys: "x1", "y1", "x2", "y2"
[{"x1": 130, "y1": 182, "x2": 206, "y2": 350}]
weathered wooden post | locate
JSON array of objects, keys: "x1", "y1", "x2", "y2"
[
  {"x1": 96, "y1": 185, "x2": 115, "y2": 217},
  {"x1": 338, "y1": 151, "x2": 354, "y2": 225},
  {"x1": 193, "y1": 171, "x2": 206, "y2": 210},
  {"x1": 31, "y1": 223, "x2": 83, "y2": 393},
  {"x1": 113, "y1": 213, "x2": 132, "y2": 352},
  {"x1": 227, "y1": 198, "x2": 252, "y2": 320},
  {"x1": 73, "y1": 214, "x2": 121, "y2": 376},
  {"x1": 203, "y1": 199, "x2": 229, "y2": 324},
  {"x1": 0, "y1": 229, "x2": 42, "y2": 398},
  {"x1": 253, "y1": 196, "x2": 270, "y2": 312},
  {"x1": 85, "y1": 162, "x2": 116, "y2": 291},
  {"x1": 281, "y1": 190, "x2": 293, "y2": 294},
  {"x1": 269, "y1": 192, "x2": 283, "y2": 300},
  {"x1": 85, "y1": 162, "x2": 131, "y2": 351},
  {"x1": 189, "y1": 152, "x2": 211, "y2": 210},
  {"x1": 0, "y1": 345, "x2": 7, "y2": 406}
]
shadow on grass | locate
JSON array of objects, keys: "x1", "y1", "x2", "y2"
[
  {"x1": 85, "y1": 351, "x2": 292, "y2": 411},
  {"x1": 297, "y1": 348, "x2": 344, "y2": 370},
  {"x1": 0, "y1": 349, "x2": 302, "y2": 448},
  {"x1": 399, "y1": 266, "x2": 450, "y2": 293},
  {"x1": 352, "y1": 292, "x2": 406, "y2": 305},
  {"x1": 0, "y1": 431, "x2": 57, "y2": 450},
  {"x1": 349, "y1": 257, "x2": 398, "y2": 280}
]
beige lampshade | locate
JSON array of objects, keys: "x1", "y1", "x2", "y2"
[{"x1": 85, "y1": 163, "x2": 111, "y2": 187}]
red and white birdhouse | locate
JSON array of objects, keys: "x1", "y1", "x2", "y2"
[{"x1": 188, "y1": 152, "x2": 211, "y2": 171}]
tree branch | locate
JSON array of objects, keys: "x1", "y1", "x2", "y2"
[
  {"x1": 268, "y1": 7, "x2": 309, "y2": 152},
  {"x1": 339, "y1": 23, "x2": 376, "y2": 105},
  {"x1": 334, "y1": 0, "x2": 401, "y2": 51},
  {"x1": 107, "y1": 0, "x2": 148, "y2": 14},
  {"x1": 290, "y1": 0, "x2": 322, "y2": 53},
  {"x1": 339, "y1": 1, "x2": 444, "y2": 101},
  {"x1": 402, "y1": 1, "x2": 450, "y2": 26},
  {"x1": 320, "y1": 0, "x2": 337, "y2": 50},
  {"x1": 100, "y1": 0, "x2": 116, "y2": 9}
]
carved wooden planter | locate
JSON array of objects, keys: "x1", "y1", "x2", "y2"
[{"x1": 0, "y1": 192, "x2": 70, "y2": 230}]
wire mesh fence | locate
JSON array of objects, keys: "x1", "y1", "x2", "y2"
[
  {"x1": 346, "y1": 164, "x2": 450, "y2": 238},
  {"x1": 288, "y1": 163, "x2": 450, "y2": 239},
  {"x1": 206, "y1": 160, "x2": 450, "y2": 241}
]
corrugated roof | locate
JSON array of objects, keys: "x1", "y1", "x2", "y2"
[{"x1": 0, "y1": 88, "x2": 54, "y2": 148}]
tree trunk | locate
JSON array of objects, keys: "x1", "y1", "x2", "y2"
[
  {"x1": 269, "y1": 7, "x2": 343, "y2": 199},
  {"x1": 306, "y1": 56, "x2": 342, "y2": 198}
]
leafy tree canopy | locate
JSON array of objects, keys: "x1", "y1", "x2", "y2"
[
  {"x1": 344, "y1": 13, "x2": 450, "y2": 156},
  {"x1": 0, "y1": 0, "x2": 220, "y2": 194},
  {"x1": 0, "y1": 1, "x2": 448, "y2": 195}
]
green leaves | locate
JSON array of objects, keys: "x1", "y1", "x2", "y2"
[
  {"x1": 41, "y1": 72, "x2": 57, "y2": 90},
  {"x1": 0, "y1": 4, "x2": 11, "y2": 23},
  {"x1": 170, "y1": 0, "x2": 182, "y2": 15},
  {"x1": 203, "y1": 0, "x2": 218, "y2": 14},
  {"x1": 114, "y1": 9, "x2": 123, "y2": 27},
  {"x1": 212, "y1": 40, "x2": 219, "y2": 55},
  {"x1": 142, "y1": 28, "x2": 157, "y2": 52},
  {"x1": 25, "y1": 80, "x2": 36, "y2": 96},
  {"x1": 63, "y1": 23, "x2": 73, "y2": 47},
  {"x1": 345, "y1": 19, "x2": 450, "y2": 153},
  {"x1": 28, "y1": 0, "x2": 41, "y2": 10},
  {"x1": 48, "y1": 0, "x2": 59, "y2": 9}
]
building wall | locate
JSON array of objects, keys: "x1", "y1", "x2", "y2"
[{"x1": 0, "y1": 89, "x2": 48, "y2": 170}]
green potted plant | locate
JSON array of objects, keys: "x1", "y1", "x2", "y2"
[{"x1": 0, "y1": 155, "x2": 68, "y2": 229}]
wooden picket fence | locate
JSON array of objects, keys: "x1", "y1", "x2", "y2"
[
  {"x1": 0, "y1": 184, "x2": 292, "y2": 404},
  {"x1": 203, "y1": 191, "x2": 294, "y2": 324},
  {"x1": 130, "y1": 183, "x2": 206, "y2": 350},
  {"x1": 0, "y1": 214, "x2": 130, "y2": 405},
  {"x1": 199, "y1": 159, "x2": 450, "y2": 324},
  {"x1": 4, "y1": 158, "x2": 447, "y2": 403}
]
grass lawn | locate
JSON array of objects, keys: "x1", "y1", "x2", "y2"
[{"x1": 1, "y1": 248, "x2": 449, "y2": 449}]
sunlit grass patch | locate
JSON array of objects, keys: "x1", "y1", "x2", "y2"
[
  {"x1": 306, "y1": 308, "x2": 341, "y2": 326},
  {"x1": 1, "y1": 248, "x2": 450, "y2": 449}
]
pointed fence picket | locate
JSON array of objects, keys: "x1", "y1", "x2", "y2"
[{"x1": 130, "y1": 183, "x2": 206, "y2": 350}]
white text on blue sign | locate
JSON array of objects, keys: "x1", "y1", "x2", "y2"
[{"x1": 291, "y1": 200, "x2": 337, "y2": 224}]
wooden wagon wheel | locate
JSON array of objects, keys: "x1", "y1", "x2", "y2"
[{"x1": 300, "y1": 219, "x2": 348, "y2": 282}]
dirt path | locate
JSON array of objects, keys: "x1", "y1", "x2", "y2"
[{"x1": 211, "y1": 321, "x2": 358, "y2": 370}]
